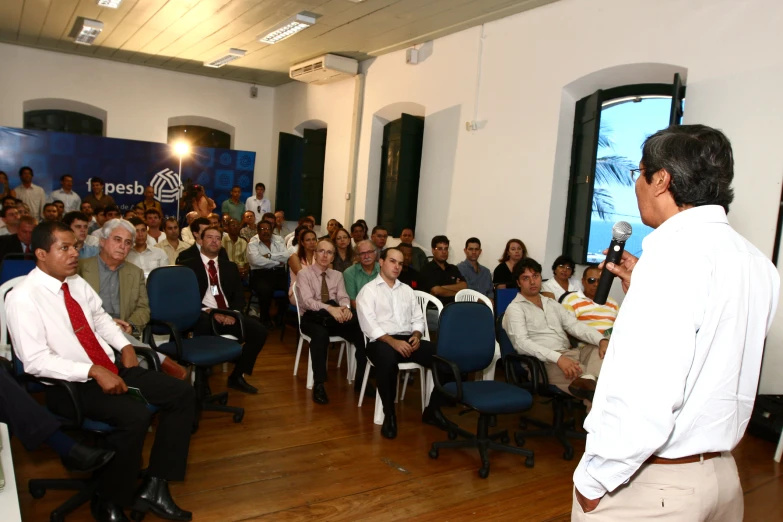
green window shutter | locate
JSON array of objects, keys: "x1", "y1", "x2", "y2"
[
  {"x1": 300, "y1": 128, "x2": 327, "y2": 225},
  {"x1": 669, "y1": 73, "x2": 685, "y2": 125},
  {"x1": 275, "y1": 132, "x2": 304, "y2": 219},
  {"x1": 563, "y1": 90, "x2": 603, "y2": 263}
]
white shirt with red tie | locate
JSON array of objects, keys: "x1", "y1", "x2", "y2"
[{"x1": 199, "y1": 252, "x2": 228, "y2": 311}]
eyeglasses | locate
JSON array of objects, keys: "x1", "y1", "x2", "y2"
[
  {"x1": 316, "y1": 249, "x2": 334, "y2": 256},
  {"x1": 586, "y1": 277, "x2": 598, "y2": 284},
  {"x1": 556, "y1": 264, "x2": 573, "y2": 271},
  {"x1": 630, "y1": 168, "x2": 644, "y2": 182}
]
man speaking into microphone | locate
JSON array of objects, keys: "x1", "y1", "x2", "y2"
[{"x1": 572, "y1": 124, "x2": 779, "y2": 521}]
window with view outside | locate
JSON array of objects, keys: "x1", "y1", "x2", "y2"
[{"x1": 586, "y1": 96, "x2": 673, "y2": 264}]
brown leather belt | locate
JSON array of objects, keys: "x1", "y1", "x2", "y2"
[{"x1": 646, "y1": 452, "x2": 722, "y2": 465}]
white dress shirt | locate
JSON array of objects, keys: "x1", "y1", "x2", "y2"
[
  {"x1": 14, "y1": 183, "x2": 46, "y2": 220},
  {"x1": 246, "y1": 235, "x2": 291, "y2": 269},
  {"x1": 356, "y1": 275, "x2": 425, "y2": 342},
  {"x1": 127, "y1": 245, "x2": 170, "y2": 274},
  {"x1": 245, "y1": 196, "x2": 271, "y2": 224},
  {"x1": 573, "y1": 205, "x2": 780, "y2": 500},
  {"x1": 541, "y1": 277, "x2": 582, "y2": 302},
  {"x1": 199, "y1": 252, "x2": 227, "y2": 310},
  {"x1": 48, "y1": 189, "x2": 82, "y2": 212},
  {"x1": 84, "y1": 235, "x2": 99, "y2": 247},
  {"x1": 6, "y1": 267, "x2": 130, "y2": 382},
  {"x1": 181, "y1": 227, "x2": 195, "y2": 244}
]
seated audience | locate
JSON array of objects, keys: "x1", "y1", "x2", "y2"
[
  {"x1": 126, "y1": 217, "x2": 170, "y2": 273},
  {"x1": 42, "y1": 202, "x2": 59, "y2": 222},
  {"x1": 91, "y1": 205, "x2": 121, "y2": 239},
  {"x1": 222, "y1": 218, "x2": 249, "y2": 279},
  {"x1": 502, "y1": 258, "x2": 608, "y2": 396},
  {"x1": 63, "y1": 211, "x2": 99, "y2": 259},
  {"x1": 83, "y1": 176, "x2": 116, "y2": 213},
  {"x1": 288, "y1": 228, "x2": 317, "y2": 304},
  {"x1": 144, "y1": 208, "x2": 165, "y2": 245},
  {"x1": 124, "y1": 209, "x2": 136, "y2": 220},
  {"x1": 399, "y1": 228, "x2": 428, "y2": 271},
  {"x1": 274, "y1": 210, "x2": 291, "y2": 237},
  {"x1": 457, "y1": 237, "x2": 493, "y2": 299},
  {"x1": 48, "y1": 174, "x2": 81, "y2": 213},
  {"x1": 420, "y1": 235, "x2": 466, "y2": 305},
  {"x1": 239, "y1": 210, "x2": 257, "y2": 243},
  {"x1": 344, "y1": 240, "x2": 380, "y2": 308},
  {"x1": 81, "y1": 201, "x2": 98, "y2": 232},
  {"x1": 191, "y1": 184, "x2": 215, "y2": 218},
  {"x1": 541, "y1": 255, "x2": 580, "y2": 302},
  {"x1": 325, "y1": 219, "x2": 343, "y2": 239},
  {"x1": 296, "y1": 238, "x2": 371, "y2": 404},
  {"x1": 493, "y1": 238, "x2": 527, "y2": 289},
  {"x1": 180, "y1": 211, "x2": 199, "y2": 244},
  {"x1": 175, "y1": 216, "x2": 227, "y2": 265},
  {"x1": 7, "y1": 221, "x2": 194, "y2": 521},
  {"x1": 134, "y1": 185, "x2": 163, "y2": 216},
  {"x1": 156, "y1": 217, "x2": 192, "y2": 265},
  {"x1": 356, "y1": 247, "x2": 454, "y2": 439},
  {"x1": 248, "y1": 221, "x2": 291, "y2": 327},
  {"x1": 180, "y1": 225, "x2": 267, "y2": 394},
  {"x1": 561, "y1": 265, "x2": 619, "y2": 343},
  {"x1": 245, "y1": 182, "x2": 271, "y2": 224},
  {"x1": 332, "y1": 227, "x2": 355, "y2": 272},
  {"x1": 350, "y1": 221, "x2": 366, "y2": 247},
  {"x1": 52, "y1": 200, "x2": 65, "y2": 220},
  {"x1": 370, "y1": 225, "x2": 389, "y2": 253},
  {"x1": 222, "y1": 185, "x2": 245, "y2": 223},
  {"x1": 0, "y1": 215, "x2": 34, "y2": 258},
  {"x1": 0, "y1": 205, "x2": 20, "y2": 236},
  {"x1": 285, "y1": 216, "x2": 314, "y2": 248},
  {"x1": 396, "y1": 243, "x2": 420, "y2": 289}
]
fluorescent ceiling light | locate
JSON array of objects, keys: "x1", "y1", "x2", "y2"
[
  {"x1": 257, "y1": 12, "x2": 317, "y2": 44},
  {"x1": 203, "y1": 48, "x2": 247, "y2": 68},
  {"x1": 72, "y1": 18, "x2": 104, "y2": 46},
  {"x1": 97, "y1": 0, "x2": 122, "y2": 7}
]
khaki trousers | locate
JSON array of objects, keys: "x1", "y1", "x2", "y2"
[
  {"x1": 546, "y1": 345, "x2": 603, "y2": 394},
  {"x1": 572, "y1": 452, "x2": 743, "y2": 522}
]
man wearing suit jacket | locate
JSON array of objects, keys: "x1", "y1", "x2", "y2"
[
  {"x1": 175, "y1": 217, "x2": 228, "y2": 265},
  {"x1": 0, "y1": 215, "x2": 35, "y2": 260},
  {"x1": 179, "y1": 225, "x2": 267, "y2": 394}
]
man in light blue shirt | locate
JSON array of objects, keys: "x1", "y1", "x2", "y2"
[{"x1": 456, "y1": 237, "x2": 493, "y2": 299}]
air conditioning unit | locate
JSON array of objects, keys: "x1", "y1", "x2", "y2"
[{"x1": 289, "y1": 54, "x2": 358, "y2": 85}]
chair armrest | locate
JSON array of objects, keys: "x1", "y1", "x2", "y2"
[
  {"x1": 37, "y1": 377, "x2": 84, "y2": 429},
  {"x1": 504, "y1": 353, "x2": 539, "y2": 394},
  {"x1": 210, "y1": 308, "x2": 245, "y2": 343},
  {"x1": 144, "y1": 319, "x2": 184, "y2": 360},
  {"x1": 432, "y1": 354, "x2": 462, "y2": 403},
  {"x1": 133, "y1": 346, "x2": 162, "y2": 372}
]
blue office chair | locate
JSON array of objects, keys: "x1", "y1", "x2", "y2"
[
  {"x1": 498, "y1": 313, "x2": 586, "y2": 461},
  {"x1": 0, "y1": 254, "x2": 35, "y2": 285},
  {"x1": 144, "y1": 266, "x2": 245, "y2": 430},
  {"x1": 494, "y1": 287, "x2": 518, "y2": 317},
  {"x1": 428, "y1": 302, "x2": 535, "y2": 478}
]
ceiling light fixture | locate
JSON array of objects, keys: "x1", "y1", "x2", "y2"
[
  {"x1": 71, "y1": 18, "x2": 104, "y2": 46},
  {"x1": 96, "y1": 0, "x2": 123, "y2": 8},
  {"x1": 203, "y1": 48, "x2": 247, "y2": 68},
  {"x1": 257, "y1": 12, "x2": 317, "y2": 45}
]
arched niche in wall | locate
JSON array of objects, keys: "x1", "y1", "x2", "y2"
[
  {"x1": 276, "y1": 119, "x2": 329, "y2": 223},
  {"x1": 167, "y1": 115, "x2": 235, "y2": 149},
  {"x1": 23, "y1": 98, "x2": 107, "y2": 136}
]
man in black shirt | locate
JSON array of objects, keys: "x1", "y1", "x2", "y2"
[
  {"x1": 397, "y1": 242, "x2": 420, "y2": 290},
  {"x1": 419, "y1": 235, "x2": 466, "y2": 305}
]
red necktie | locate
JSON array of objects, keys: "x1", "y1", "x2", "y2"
[
  {"x1": 207, "y1": 260, "x2": 228, "y2": 309},
  {"x1": 61, "y1": 282, "x2": 118, "y2": 375}
]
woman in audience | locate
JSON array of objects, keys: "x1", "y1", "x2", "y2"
[
  {"x1": 332, "y1": 228, "x2": 355, "y2": 272},
  {"x1": 493, "y1": 239, "x2": 527, "y2": 289},
  {"x1": 18, "y1": 203, "x2": 33, "y2": 221},
  {"x1": 0, "y1": 171, "x2": 17, "y2": 200},
  {"x1": 288, "y1": 224, "x2": 309, "y2": 254},
  {"x1": 289, "y1": 228, "x2": 318, "y2": 304},
  {"x1": 540, "y1": 255, "x2": 580, "y2": 302},
  {"x1": 356, "y1": 219, "x2": 370, "y2": 240}
]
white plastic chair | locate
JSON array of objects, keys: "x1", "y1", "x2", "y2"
[
  {"x1": 0, "y1": 276, "x2": 26, "y2": 360},
  {"x1": 775, "y1": 430, "x2": 783, "y2": 463},
  {"x1": 455, "y1": 288, "x2": 501, "y2": 381},
  {"x1": 291, "y1": 281, "x2": 353, "y2": 389},
  {"x1": 397, "y1": 291, "x2": 445, "y2": 399}
]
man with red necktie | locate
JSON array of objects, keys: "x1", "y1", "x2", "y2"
[{"x1": 6, "y1": 221, "x2": 195, "y2": 522}]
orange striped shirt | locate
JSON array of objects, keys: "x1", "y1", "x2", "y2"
[{"x1": 562, "y1": 292, "x2": 618, "y2": 345}]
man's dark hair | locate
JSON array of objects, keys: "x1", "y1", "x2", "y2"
[
  {"x1": 371, "y1": 226, "x2": 387, "y2": 235},
  {"x1": 201, "y1": 225, "x2": 222, "y2": 240},
  {"x1": 128, "y1": 217, "x2": 145, "y2": 227},
  {"x1": 95, "y1": 206, "x2": 106, "y2": 215},
  {"x1": 62, "y1": 211, "x2": 89, "y2": 226},
  {"x1": 104, "y1": 204, "x2": 120, "y2": 215},
  {"x1": 552, "y1": 255, "x2": 575, "y2": 272},
  {"x1": 401, "y1": 227, "x2": 415, "y2": 236},
  {"x1": 190, "y1": 217, "x2": 210, "y2": 236},
  {"x1": 91, "y1": 176, "x2": 105, "y2": 186},
  {"x1": 2, "y1": 196, "x2": 15, "y2": 206},
  {"x1": 19, "y1": 166, "x2": 33, "y2": 177},
  {"x1": 144, "y1": 208, "x2": 162, "y2": 218},
  {"x1": 641, "y1": 124, "x2": 735, "y2": 212},
  {"x1": 0, "y1": 206, "x2": 16, "y2": 218},
  {"x1": 351, "y1": 222, "x2": 364, "y2": 233},
  {"x1": 431, "y1": 235, "x2": 449, "y2": 249},
  {"x1": 582, "y1": 264, "x2": 600, "y2": 278},
  {"x1": 164, "y1": 216, "x2": 178, "y2": 226},
  {"x1": 397, "y1": 242, "x2": 413, "y2": 250},
  {"x1": 379, "y1": 247, "x2": 402, "y2": 261},
  {"x1": 43, "y1": 203, "x2": 57, "y2": 212},
  {"x1": 512, "y1": 257, "x2": 543, "y2": 281},
  {"x1": 465, "y1": 237, "x2": 481, "y2": 248},
  {"x1": 231, "y1": 185, "x2": 241, "y2": 191},
  {"x1": 262, "y1": 212, "x2": 276, "y2": 224},
  {"x1": 60, "y1": 174, "x2": 72, "y2": 182},
  {"x1": 52, "y1": 199, "x2": 64, "y2": 206},
  {"x1": 255, "y1": 182, "x2": 266, "y2": 190},
  {"x1": 32, "y1": 221, "x2": 72, "y2": 255},
  {"x1": 257, "y1": 220, "x2": 273, "y2": 231}
]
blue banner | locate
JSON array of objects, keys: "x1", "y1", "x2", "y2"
[{"x1": 0, "y1": 127, "x2": 256, "y2": 218}]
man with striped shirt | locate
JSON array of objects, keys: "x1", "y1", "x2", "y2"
[{"x1": 561, "y1": 266, "x2": 618, "y2": 348}]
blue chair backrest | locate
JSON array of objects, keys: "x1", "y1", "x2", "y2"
[
  {"x1": 495, "y1": 288, "x2": 518, "y2": 316},
  {"x1": 146, "y1": 266, "x2": 203, "y2": 332},
  {"x1": 436, "y1": 302, "x2": 496, "y2": 373},
  {"x1": 0, "y1": 258, "x2": 35, "y2": 285},
  {"x1": 496, "y1": 312, "x2": 516, "y2": 358}
]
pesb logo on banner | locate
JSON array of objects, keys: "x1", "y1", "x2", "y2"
[{"x1": 149, "y1": 168, "x2": 182, "y2": 203}]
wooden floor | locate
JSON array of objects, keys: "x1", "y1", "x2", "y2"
[{"x1": 10, "y1": 328, "x2": 783, "y2": 521}]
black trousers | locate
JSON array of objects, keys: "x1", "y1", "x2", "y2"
[
  {"x1": 0, "y1": 368, "x2": 61, "y2": 451},
  {"x1": 300, "y1": 311, "x2": 366, "y2": 384},
  {"x1": 45, "y1": 366, "x2": 195, "y2": 507},
  {"x1": 250, "y1": 268, "x2": 288, "y2": 321},
  {"x1": 366, "y1": 335, "x2": 450, "y2": 416},
  {"x1": 193, "y1": 312, "x2": 267, "y2": 376}
]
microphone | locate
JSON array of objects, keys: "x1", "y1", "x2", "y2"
[{"x1": 593, "y1": 221, "x2": 633, "y2": 305}]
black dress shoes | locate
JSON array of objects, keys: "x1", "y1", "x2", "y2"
[
  {"x1": 61, "y1": 443, "x2": 115, "y2": 473},
  {"x1": 312, "y1": 382, "x2": 329, "y2": 405},
  {"x1": 422, "y1": 406, "x2": 456, "y2": 432},
  {"x1": 381, "y1": 413, "x2": 398, "y2": 439},
  {"x1": 355, "y1": 382, "x2": 376, "y2": 398},
  {"x1": 227, "y1": 374, "x2": 258, "y2": 394},
  {"x1": 91, "y1": 494, "x2": 129, "y2": 522},
  {"x1": 134, "y1": 476, "x2": 192, "y2": 521}
]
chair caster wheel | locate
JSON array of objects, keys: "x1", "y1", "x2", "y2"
[
  {"x1": 233, "y1": 411, "x2": 244, "y2": 423},
  {"x1": 478, "y1": 466, "x2": 490, "y2": 479},
  {"x1": 30, "y1": 486, "x2": 46, "y2": 499},
  {"x1": 130, "y1": 510, "x2": 146, "y2": 521},
  {"x1": 500, "y1": 434, "x2": 510, "y2": 444},
  {"x1": 429, "y1": 448, "x2": 439, "y2": 459},
  {"x1": 563, "y1": 447, "x2": 574, "y2": 461},
  {"x1": 525, "y1": 456, "x2": 535, "y2": 468},
  {"x1": 514, "y1": 433, "x2": 525, "y2": 447},
  {"x1": 447, "y1": 431, "x2": 457, "y2": 440}
]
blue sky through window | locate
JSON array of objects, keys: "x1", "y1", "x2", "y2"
[{"x1": 586, "y1": 97, "x2": 672, "y2": 263}]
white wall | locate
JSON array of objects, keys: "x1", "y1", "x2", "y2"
[
  {"x1": 0, "y1": 43, "x2": 275, "y2": 186},
  {"x1": 275, "y1": 0, "x2": 783, "y2": 392}
]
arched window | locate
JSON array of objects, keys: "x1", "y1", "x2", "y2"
[
  {"x1": 167, "y1": 125, "x2": 231, "y2": 150},
  {"x1": 563, "y1": 74, "x2": 685, "y2": 263},
  {"x1": 23, "y1": 109, "x2": 104, "y2": 136}
]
